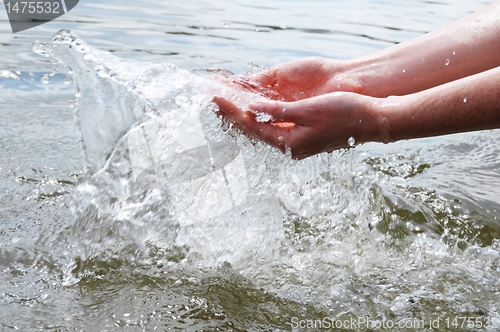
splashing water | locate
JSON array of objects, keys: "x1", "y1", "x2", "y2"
[
  {"x1": 33, "y1": 29, "x2": 374, "y2": 287},
  {"x1": 30, "y1": 30, "x2": 500, "y2": 328},
  {"x1": 255, "y1": 111, "x2": 274, "y2": 123}
]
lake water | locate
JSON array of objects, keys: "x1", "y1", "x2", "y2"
[{"x1": 1, "y1": 0, "x2": 499, "y2": 331}]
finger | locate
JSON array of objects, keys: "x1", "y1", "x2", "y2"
[
  {"x1": 214, "y1": 96, "x2": 270, "y2": 130},
  {"x1": 213, "y1": 96, "x2": 290, "y2": 149},
  {"x1": 247, "y1": 67, "x2": 278, "y2": 88},
  {"x1": 229, "y1": 75, "x2": 283, "y2": 100}
]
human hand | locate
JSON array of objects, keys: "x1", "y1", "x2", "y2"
[
  {"x1": 229, "y1": 57, "x2": 363, "y2": 102},
  {"x1": 214, "y1": 92, "x2": 382, "y2": 159}
]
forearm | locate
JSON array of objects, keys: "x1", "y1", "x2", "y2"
[
  {"x1": 374, "y1": 65, "x2": 500, "y2": 143},
  {"x1": 343, "y1": 1, "x2": 500, "y2": 97}
]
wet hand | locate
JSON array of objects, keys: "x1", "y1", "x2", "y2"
[
  {"x1": 229, "y1": 57, "x2": 363, "y2": 102},
  {"x1": 214, "y1": 92, "x2": 381, "y2": 159}
]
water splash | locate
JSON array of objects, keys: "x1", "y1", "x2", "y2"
[
  {"x1": 33, "y1": 30, "x2": 377, "y2": 289},
  {"x1": 40, "y1": 73, "x2": 51, "y2": 84},
  {"x1": 32, "y1": 31, "x2": 500, "y2": 320},
  {"x1": 255, "y1": 111, "x2": 274, "y2": 123},
  {"x1": 348, "y1": 136, "x2": 356, "y2": 147}
]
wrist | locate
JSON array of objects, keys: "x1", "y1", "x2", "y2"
[
  {"x1": 370, "y1": 95, "x2": 403, "y2": 144},
  {"x1": 341, "y1": 56, "x2": 393, "y2": 98},
  {"x1": 340, "y1": 93, "x2": 396, "y2": 146}
]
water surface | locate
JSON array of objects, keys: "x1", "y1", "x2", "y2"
[{"x1": 0, "y1": 0, "x2": 499, "y2": 331}]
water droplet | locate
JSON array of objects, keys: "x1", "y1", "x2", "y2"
[
  {"x1": 280, "y1": 24, "x2": 287, "y2": 30},
  {"x1": 445, "y1": 59, "x2": 450, "y2": 66},
  {"x1": 223, "y1": 22, "x2": 231, "y2": 28},
  {"x1": 69, "y1": 99, "x2": 78, "y2": 109},
  {"x1": 463, "y1": 97, "x2": 467, "y2": 103},
  {"x1": 348, "y1": 136, "x2": 355, "y2": 147},
  {"x1": 255, "y1": 28, "x2": 260, "y2": 32},
  {"x1": 255, "y1": 112, "x2": 273, "y2": 123},
  {"x1": 452, "y1": 51, "x2": 456, "y2": 56},
  {"x1": 58, "y1": 29, "x2": 71, "y2": 38},
  {"x1": 32, "y1": 41, "x2": 48, "y2": 56},
  {"x1": 1, "y1": 70, "x2": 19, "y2": 80},
  {"x1": 95, "y1": 64, "x2": 110, "y2": 78},
  {"x1": 175, "y1": 95, "x2": 190, "y2": 107},
  {"x1": 247, "y1": 62, "x2": 266, "y2": 74},
  {"x1": 40, "y1": 74, "x2": 51, "y2": 84},
  {"x1": 299, "y1": 92, "x2": 306, "y2": 98},
  {"x1": 64, "y1": 75, "x2": 73, "y2": 84},
  {"x1": 402, "y1": 69, "x2": 406, "y2": 73},
  {"x1": 278, "y1": 136, "x2": 283, "y2": 141}
]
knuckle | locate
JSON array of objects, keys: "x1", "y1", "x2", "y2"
[{"x1": 269, "y1": 101, "x2": 283, "y2": 120}]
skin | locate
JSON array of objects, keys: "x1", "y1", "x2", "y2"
[{"x1": 214, "y1": 1, "x2": 500, "y2": 159}]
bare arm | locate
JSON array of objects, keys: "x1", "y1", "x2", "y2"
[
  {"x1": 214, "y1": 1, "x2": 500, "y2": 159},
  {"x1": 378, "y1": 65, "x2": 500, "y2": 142},
  {"x1": 234, "y1": 1, "x2": 500, "y2": 100},
  {"x1": 350, "y1": 0, "x2": 500, "y2": 97},
  {"x1": 215, "y1": 64, "x2": 500, "y2": 159}
]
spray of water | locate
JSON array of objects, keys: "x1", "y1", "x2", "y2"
[{"x1": 32, "y1": 31, "x2": 500, "y2": 323}]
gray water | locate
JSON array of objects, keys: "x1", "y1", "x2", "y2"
[{"x1": 1, "y1": 0, "x2": 499, "y2": 331}]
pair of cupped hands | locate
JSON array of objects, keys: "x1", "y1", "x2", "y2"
[{"x1": 213, "y1": 57, "x2": 379, "y2": 160}]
